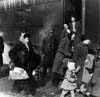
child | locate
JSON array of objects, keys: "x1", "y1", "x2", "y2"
[
  {"x1": 80, "y1": 50, "x2": 95, "y2": 96},
  {"x1": 60, "y1": 61, "x2": 77, "y2": 97}
]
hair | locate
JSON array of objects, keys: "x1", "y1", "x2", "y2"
[
  {"x1": 81, "y1": 34, "x2": 89, "y2": 41},
  {"x1": 23, "y1": 33, "x2": 31, "y2": 39}
]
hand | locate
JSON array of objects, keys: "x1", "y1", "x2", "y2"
[
  {"x1": 89, "y1": 73, "x2": 93, "y2": 79},
  {"x1": 32, "y1": 70, "x2": 36, "y2": 75},
  {"x1": 85, "y1": 59, "x2": 88, "y2": 63}
]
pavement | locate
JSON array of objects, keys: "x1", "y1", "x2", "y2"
[
  {"x1": 0, "y1": 76, "x2": 85, "y2": 97},
  {"x1": 0, "y1": 65, "x2": 84, "y2": 97}
]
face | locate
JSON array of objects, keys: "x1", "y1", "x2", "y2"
[
  {"x1": 84, "y1": 39, "x2": 91, "y2": 45},
  {"x1": 64, "y1": 24, "x2": 68, "y2": 30},
  {"x1": 24, "y1": 37, "x2": 29, "y2": 43},
  {"x1": 71, "y1": 17, "x2": 75, "y2": 22},
  {"x1": 19, "y1": 33, "x2": 25, "y2": 42}
]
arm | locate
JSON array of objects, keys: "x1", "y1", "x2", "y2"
[
  {"x1": 9, "y1": 44, "x2": 22, "y2": 67},
  {"x1": 73, "y1": 46, "x2": 81, "y2": 72},
  {"x1": 58, "y1": 38, "x2": 70, "y2": 57},
  {"x1": 60, "y1": 29, "x2": 65, "y2": 40},
  {"x1": 65, "y1": 71, "x2": 75, "y2": 82}
]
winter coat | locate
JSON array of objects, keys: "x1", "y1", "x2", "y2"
[
  {"x1": 73, "y1": 42, "x2": 88, "y2": 85},
  {"x1": 52, "y1": 36, "x2": 70, "y2": 75},
  {"x1": 82, "y1": 54, "x2": 95, "y2": 83},
  {"x1": 9, "y1": 41, "x2": 37, "y2": 77},
  {"x1": 60, "y1": 69, "x2": 77, "y2": 90}
]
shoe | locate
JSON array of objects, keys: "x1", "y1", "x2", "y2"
[
  {"x1": 86, "y1": 92, "x2": 91, "y2": 96},
  {"x1": 20, "y1": 90, "x2": 29, "y2": 95},
  {"x1": 76, "y1": 89, "x2": 80, "y2": 93}
]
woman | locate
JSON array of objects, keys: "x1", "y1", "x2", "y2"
[
  {"x1": 9, "y1": 33, "x2": 36, "y2": 95},
  {"x1": 52, "y1": 32, "x2": 71, "y2": 87}
]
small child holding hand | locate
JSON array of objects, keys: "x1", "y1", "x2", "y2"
[{"x1": 60, "y1": 61, "x2": 77, "y2": 97}]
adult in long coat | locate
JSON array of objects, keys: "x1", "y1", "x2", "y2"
[
  {"x1": 40, "y1": 31, "x2": 58, "y2": 79},
  {"x1": 9, "y1": 33, "x2": 37, "y2": 95},
  {"x1": 73, "y1": 37, "x2": 91, "y2": 88},
  {"x1": 52, "y1": 34, "x2": 71, "y2": 87}
]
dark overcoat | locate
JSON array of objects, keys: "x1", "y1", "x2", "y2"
[
  {"x1": 52, "y1": 36, "x2": 70, "y2": 75},
  {"x1": 73, "y1": 42, "x2": 88, "y2": 85},
  {"x1": 9, "y1": 41, "x2": 37, "y2": 77},
  {"x1": 42, "y1": 35, "x2": 58, "y2": 68},
  {"x1": 9, "y1": 41, "x2": 28, "y2": 69}
]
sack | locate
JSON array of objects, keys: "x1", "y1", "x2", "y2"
[{"x1": 9, "y1": 67, "x2": 29, "y2": 80}]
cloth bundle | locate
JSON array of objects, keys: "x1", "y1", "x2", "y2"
[{"x1": 9, "y1": 67, "x2": 29, "y2": 80}]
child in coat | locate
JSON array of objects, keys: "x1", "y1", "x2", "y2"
[{"x1": 60, "y1": 61, "x2": 77, "y2": 97}]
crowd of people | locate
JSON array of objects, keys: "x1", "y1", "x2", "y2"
[{"x1": 0, "y1": 16, "x2": 100, "y2": 97}]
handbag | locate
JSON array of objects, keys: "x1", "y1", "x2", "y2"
[{"x1": 9, "y1": 67, "x2": 29, "y2": 80}]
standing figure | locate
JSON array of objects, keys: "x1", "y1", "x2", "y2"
[
  {"x1": 73, "y1": 35, "x2": 91, "y2": 90},
  {"x1": 69, "y1": 16, "x2": 81, "y2": 48},
  {"x1": 9, "y1": 32, "x2": 35, "y2": 95},
  {"x1": 0, "y1": 36, "x2": 4, "y2": 71},
  {"x1": 60, "y1": 24, "x2": 71, "y2": 40},
  {"x1": 52, "y1": 31, "x2": 71, "y2": 87},
  {"x1": 41, "y1": 30, "x2": 58, "y2": 78},
  {"x1": 60, "y1": 61, "x2": 77, "y2": 97}
]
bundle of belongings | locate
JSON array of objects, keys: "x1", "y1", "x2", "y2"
[
  {"x1": 8, "y1": 62, "x2": 29, "y2": 80},
  {"x1": 9, "y1": 67, "x2": 29, "y2": 80}
]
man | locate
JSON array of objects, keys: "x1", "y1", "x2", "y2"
[
  {"x1": 41, "y1": 30, "x2": 58, "y2": 78},
  {"x1": 0, "y1": 36, "x2": 4, "y2": 71},
  {"x1": 69, "y1": 16, "x2": 81, "y2": 48},
  {"x1": 73, "y1": 35, "x2": 91, "y2": 90},
  {"x1": 69, "y1": 16, "x2": 81, "y2": 34}
]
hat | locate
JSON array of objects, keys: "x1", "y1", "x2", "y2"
[
  {"x1": 67, "y1": 62, "x2": 75, "y2": 70},
  {"x1": 81, "y1": 34, "x2": 88, "y2": 41}
]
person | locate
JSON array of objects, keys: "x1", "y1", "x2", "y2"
[
  {"x1": 60, "y1": 24, "x2": 71, "y2": 40},
  {"x1": 69, "y1": 16, "x2": 81, "y2": 49},
  {"x1": 91, "y1": 47, "x2": 100, "y2": 97},
  {"x1": 0, "y1": 36, "x2": 4, "y2": 71},
  {"x1": 73, "y1": 35, "x2": 91, "y2": 91},
  {"x1": 81, "y1": 49, "x2": 95, "y2": 96},
  {"x1": 41, "y1": 30, "x2": 58, "y2": 78},
  {"x1": 52, "y1": 30, "x2": 71, "y2": 88},
  {"x1": 60, "y1": 61, "x2": 77, "y2": 97},
  {"x1": 9, "y1": 32, "x2": 36, "y2": 95}
]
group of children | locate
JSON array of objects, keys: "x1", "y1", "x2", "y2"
[{"x1": 60, "y1": 52, "x2": 95, "y2": 97}]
